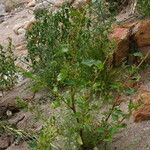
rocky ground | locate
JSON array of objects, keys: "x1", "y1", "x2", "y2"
[{"x1": 0, "y1": 0, "x2": 150, "y2": 150}]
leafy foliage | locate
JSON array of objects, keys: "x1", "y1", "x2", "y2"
[
  {"x1": 26, "y1": 1, "x2": 132, "y2": 150},
  {"x1": 0, "y1": 39, "x2": 17, "y2": 92},
  {"x1": 138, "y1": 0, "x2": 150, "y2": 17}
]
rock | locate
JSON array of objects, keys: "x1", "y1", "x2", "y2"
[
  {"x1": 0, "y1": 106, "x2": 6, "y2": 116},
  {"x1": 134, "y1": 20, "x2": 150, "y2": 48},
  {"x1": 6, "y1": 142, "x2": 29, "y2": 150},
  {"x1": 34, "y1": 1, "x2": 59, "y2": 11},
  {"x1": 13, "y1": 23, "x2": 25, "y2": 35},
  {"x1": 0, "y1": 134, "x2": 14, "y2": 149},
  {"x1": 0, "y1": 4, "x2": 5, "y2": 23},
  {"x1": 16, "y1": 44, "x2": 26, "y2": 51},
  {"x1": 133, "y1": 91, "x2": 150, "y2": 122},
  {"x1": 4, "y1": 0, "x2": 28, "y2": 12},
  {"x1": 137, "y1": 91, "x2": 150, "y2": 105},
  {"x1": 24, "y1": 18, "x2": 36, "y2": 31},
  {"x1": 17, "y1": 28, "x2": 26, "y2": 35},
  {"x1": 6, "y1": 110, "x2": 13, "y2": 117},
  {"x1": 134, "y1": 105, "x2": 150, "y2": 122},
  {"x1": 0, "y1": 3, "x2": 6, "y2": 16},
  {"x1": 139, "y1": 46, "x2": 150, "y2": 64},
  {"x1": 9, "y1": 111, "x2": 42, "y2": 132},
  {"x1": 110, "y1": 27, "x2": 130, "y2": 66},
  {"x1": 27, "y1": 0, "x2": 36, "y2": 7},
  {"x1": 0, "y1": 16, "x2": 4, "y2": 23},
  {"x1": 72, "y1": 0, "x2": 91, "y2": 8},
  {"x1": 0, "y1": 79, "x2": 33, "y2": 110}
]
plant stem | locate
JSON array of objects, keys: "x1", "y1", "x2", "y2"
[
  {"x1": 105, "y1": 95, "x2": 120, "y2": 122},
  {"x1": 70, "y1": 88, "x2": 87, "y2": 150}
]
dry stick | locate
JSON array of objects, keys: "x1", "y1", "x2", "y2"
[
  {"x1": 105, "y1": 95, "x2": 120, "y2": 122},
  {"x1": 0, "y1": 122, "x2": 36, "y2": 141},
  {"x1": 131, "y1": 0, "x2": 138, "y2": 15},
  {"x1": 137, "y1": 50, "x2": 150, "y2": 68}
]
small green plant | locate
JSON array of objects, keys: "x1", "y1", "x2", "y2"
[
  {"x1": 26, "y1": 1, "x2": 132, "y2": 150},
  {"x1": 0, "y1": 38, "x2": 17, "y2": 93},
  {"x1": 138, "y1": 0, "x2": 150, "y2": 17}
]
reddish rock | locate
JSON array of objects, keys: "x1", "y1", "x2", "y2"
[
  {"x1": 134, "y1": 105, "x2": 150, "y2": 122},
  {"x1": 134, "y1": 20, "x2": 150, "y2": 48},
  {"x1": 134, "y1": 91, "x2": 150, "y2": 122},
  {"x1": 137, "y1": 91, "x2": 150, "y2": 105},
  {"x1": 110, "y1": 27, "x2": 130, "y2": 66}
]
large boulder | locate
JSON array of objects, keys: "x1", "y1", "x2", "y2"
[
  {"x1": 134, "y1": 91, "x2": 150, "y2": 122},
  {"x1": 110, "y1": 27, "x2": 130, "y2": 66},
  {"x1": 133, "y1": 20, "x2": 150, "y2": 63},
  {"x1": 134, "y1": 20, "x2": 150, "y2": 48},
  {"x1": 138, "y1": 46, "x2": 150, "y2": 64}
]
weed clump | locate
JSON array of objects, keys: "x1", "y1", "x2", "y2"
[
  {"x1": 26, "y1": 1, "x2": 133, "y2": 150},
  {"x1": 138, "y1": 0, "x2": 150, "y2": 17},
  {"x1": 0, "y1": 39, "x2": 17, "y2": 92}
]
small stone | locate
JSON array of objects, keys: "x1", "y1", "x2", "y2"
[
  {"x1": 24, "y1": 17, "x2": 36, "y2": 31},
  {"x1": 6, "y1": 110, "x2": 13, "y2": 117},
  {"x1": 13, "y1": 23, "x2": 25, "y2": 35},
  {"x1": 27, "y1": 0, "x2": 36, "y2": 7}
]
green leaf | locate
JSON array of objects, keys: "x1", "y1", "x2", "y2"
[
  {"x1": 57, "y1": 73, "x2": 63, "y2": 81},
  {"x1": 22, "y1": 71, "x2": 34, "y2": 79},
  {"x1": 94, "y1": 147, "x2": 99, "y2": 150},
  {"x1": 124, "y1": 88, "x2": 136, "y2": 96},
  {"x1": 112, "y1": 113, "x2": 118, "y2": 121},
  {"x1": 51, "y1": 100, "x2": 61, "y2": 108},
  {"x1": 82, "y1": 59, "x2": 97, "y2": 67},
  {"x1": 28, "y1": 140, "x2": 38, "y2": 150},
  {"x1": 133, "y1": 52, "x2": 143, "y2": 58},
  {"x1": 16, "y1": 97, "x2": 28, "y2": 110},
  {"x1": 77, "y1": 135, "x2": 83, "y2": 145}
]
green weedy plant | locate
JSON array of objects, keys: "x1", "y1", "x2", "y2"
[
  {"x1": 0, "y1": 38, "x2": 17, "y2": 94},
  {"x1": 26, "y1": 1, "x2": 133, "y2": 150},
  {"x1": 138, "y1": 0, "x2": 150, "y2": 17}
]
